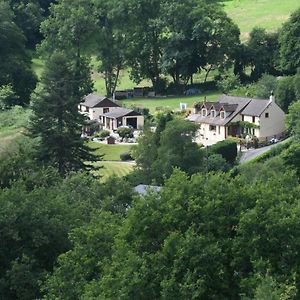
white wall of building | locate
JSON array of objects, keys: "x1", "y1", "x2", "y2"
[{"x1": 258, "y1": 102, "x2": 286, "y2": 139}]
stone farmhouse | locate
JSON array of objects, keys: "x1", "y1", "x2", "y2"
[
  {"x1": 79, "y1": 93, "x2": 144, "y2": 131},
  {"x1": 187, "y1": 94, "x2": 285, "y2": 146}
]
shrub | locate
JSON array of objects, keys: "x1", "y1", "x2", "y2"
[
  {"x1": 209, "y1": 140, "x2": 237, "y2": 164},
  {"x1": 120, "y1": 152, "x2": 133, "y2": 161},
  {"x1": 117, "y1": 128, "x2": 133, "y2": 140},
  {"x1": 99, "y1": 130, "x2": 110, "y2": 138}
]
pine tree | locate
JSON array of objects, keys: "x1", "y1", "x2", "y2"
[{"x1": 29, "y1": 52, "x2": 98, "y2": 175}]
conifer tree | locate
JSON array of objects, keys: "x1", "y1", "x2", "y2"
[{"x1": 29, "y1": 52, "x2": 97, "y2": 175}]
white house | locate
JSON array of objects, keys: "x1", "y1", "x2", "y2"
[
  {"x1": 79, "y1": 93, "x2": 120, "y2": 120},
  {"x1": 79, "y1": 93, "x2": 144, "y2": 131},
  {"x1": 187, "y1": 94, "x2": 285, "y2": 146}
]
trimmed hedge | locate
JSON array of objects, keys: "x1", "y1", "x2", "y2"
[
  {"x1": 120, "y1": 152, "x2": 133, "y2": 161},
  {"x1": 209, "y1": 140, "x2": 237, "y2": 164}
]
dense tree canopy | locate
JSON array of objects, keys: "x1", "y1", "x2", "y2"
[
  {"x1": 0, "y1": 0, "x2": 37, "y2": 106},
  {"x1": 279, "y1": 8, "x2": 300, "y2": 74}
]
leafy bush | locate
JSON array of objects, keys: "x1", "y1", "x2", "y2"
[
  {"x1": 117, "y1": 128, "x2": 133, "y2": 140},
  {"x1": 209, "y1": 140, "x2": 237, "y2": 164},
  {"x1": 99, "y1": 130, "x2": 110, "y2": 138},
  {"x1": 0, "y1": 106, "x2": 31, "y2": 129},
  {"x1": 120, "y1": 152, "x2": 133, "y2": 161},
  {"x1": 217, "y1": 72, "x2": 241, "y2": 94}
]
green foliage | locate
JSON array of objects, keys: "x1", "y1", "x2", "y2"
[
  {"x1": 117, "y1": 127, "x2": 133, "y2": 140},
  {"x1": 0, "y1": 106, "x2": 31, "y2": 129},
  {"x1": 0, "y1": 1, "x2": 37, "y2": 106},
  {"x1": 217, "y1": 71, "x2": 241, "y2": 93},
  {"x1": 206, "y1": 153, "x2": 230, "y2": 172},
  {"x1": 120, "y1": 152, "x2": 133, "y2": 161},
  {"x1": 132, "y1": 117, "x2": 203, "y2": 184},
  {"x1": 279, "y1": 8, "x2": 300, "y2": 74},
  {"x1": 247, "y1": 28, "x2": 280, "y2": 80},
  {"x1": 275, "y1": 76, "x2": 296, "y2": 112},
  {"x1": 0, "y1": 85, "x2": 19, "y2": 109},
  {"x1": 98, "y1": 130, "x2": 110, "y2": 138},
  {"x1": 42, "y1": 212, "x2": 121, "y2": 300},
  {"x1": 255, "y1": 74, "x2": 277, "y2": 99},
  {"x1": 286, "y1": 101, "x2": 300, "y2": 139},
  {"x1": 209, "y1": 139, "x2": 237, "y2": 164},
  {"x1": 282, "y1": 143, "x2": 300, "y2": 177},
  {"x1": 29, "y1": 52, "x2": 97, "y2": 175}
]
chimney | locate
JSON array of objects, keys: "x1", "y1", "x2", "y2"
[{"x1": 270, "y1": 91, "x2": 275, "y2": 102}]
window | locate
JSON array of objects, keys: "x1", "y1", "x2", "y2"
[
  {"x1": 201, "y1": 108, "x2": 207, "y2": 117},
  {"x1": 265, "y1": 112, "x2": 269, "y2": 118},
  {"x1": 242, "y1": 115, "x2": 244, "y2": 121},
  {"x1": 220, "y1": 111, "x2": 225, "y2": 119},
  {"x1": 211, "y1": 110, "x2": 215, "y2": 118},
  {"x1": 209, "y1": 125, "x2": 216, "y2": 131},
  {"x1": 252, "y1": 116, "x2": 255, "y2": 123},
  {"x1": 218, "y1": 126, "x2": 221, "y2": 135},
  {"x1": 103, "y1": 108, "x2": 109, "y2": 114}
]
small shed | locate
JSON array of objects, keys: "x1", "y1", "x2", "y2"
[{"x1": 107, "y1": 136, "x2": 116, "y2": 145}]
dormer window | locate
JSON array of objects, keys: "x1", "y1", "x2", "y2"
[
  {"x1": 211, "y1": 110, "x2": 216, "y2": 118},
  {"x1": 220, "y1": 111, "x2": 225, "y2": 119},
  {"x1": 201, "y1": 108, "x2": 207, "y2": 117}
]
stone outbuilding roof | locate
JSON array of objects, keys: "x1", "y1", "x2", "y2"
[
  {"x1": 82, "y1": 93, "x2": 120, "y2": 108},
  {"x1": 103, "y1": 107, "x2": 142, "y2": 119}
]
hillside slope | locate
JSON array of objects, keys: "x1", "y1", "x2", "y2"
[{"x1": 224, "y1": 0, "x2": 300, "y2": 40}]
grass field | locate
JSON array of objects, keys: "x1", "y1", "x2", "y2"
[
  {"x1": 88, "y1": 142, "x2": 133, "y2": 161},
  {"x1": 121, "y1": 92, "x2": 221, "y2": 113},
  {"x1": 94, "y1": 161, "x2": 134, "y2": 181},
  {"x1": 224, "y1": 0, "x2": 299, "y2": 40}
]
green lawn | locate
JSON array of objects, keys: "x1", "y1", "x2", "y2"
[
  {"x1": 88, "y1": 142, "x2": 133, "y2": 161},
  {"x1": 121, "y1": 92, "x2": 221, "y2": 113},
  {"x1": 93, "y1": 161, "x2": 134, "y2": 181},
  {"x1": 224, "y1": 0, "x2": 299, "y2": 40}
]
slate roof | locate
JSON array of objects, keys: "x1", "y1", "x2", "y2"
[
  {"x1": 103, "y1": 107, "x2": 142, "y2": 119},
  {"x1": 82, "y1": 93, "x2": 120, "y2": 108},
  {"x1": 219, "y1": 95, "x2": 271, "y2": 116},
  {"x1": 189, "y1": 95, "x2": 272, "y2": 126},
  {"x1": 241, "y1": 98, "x2": 271, "y2": 116},
  {"x1": 134, "y1": 185, "x2": 162, "y2": 196}
]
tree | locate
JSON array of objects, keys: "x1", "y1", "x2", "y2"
[
  {"x1": 0, "y1": 85, "x2": 18, "y2": 109},
  {"x1": 285, "y1": 101, "x2": 300, "y2": 139},
  {"x1": 10, "y1": 0, "x2": 44, "y2": 48},
  {"x1": 247, "y1": 28, "x2": 280, "y2": 80},
  {"x1": 29, "y1": 52, "x2": 97, "y2": 175},
  {"x1": 279, "y1": 8, "x2": 300, "y2": 74},
  {"x1": 161, "y1": 0, "x2": 240, "y2": 87},
  {"x1": 121, "y1": 0, "x2": 165, "y2": 93},
  {"x1": 255, "y1": 74, "x2": 277, "y2": 99},
  {"x1": 275, "y1": 76, "x2": 296, "y2": 112},
  {"x1": 155, "y1": 119, "x2": 203, "y2": 181},
  {"x1": 93, "y1": 0, "x2": 127, "y2": 97},
  {"x1": 0, "y1": 0, "x2": 37, "y2": 106},
  {"x1": 217, "y1": 72, "x2": 241, "y2": 94}
]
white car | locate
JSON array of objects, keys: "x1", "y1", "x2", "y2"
[{"x1": 269, "y1": 138, "x2": 278, "y2": 144}]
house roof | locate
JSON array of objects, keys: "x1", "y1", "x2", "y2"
[
  {"x1": 190, "y1": 95, "x2": 250, "y2": 126},
  {"x1": 241, "y1": 98, "x2": 271, "y2": 116},
  {"x1": 189, "y1": 95, "x2": 274, "y2": 126},
  {"x1": 103, "y1": 107, "x2": 142, "y2": 119},
  {"x1": 82, "y1": 93, "x2": 120, "y2": 108},
  {"x1": 134, "y1": 184, "x2": 162, "y2": 196}
]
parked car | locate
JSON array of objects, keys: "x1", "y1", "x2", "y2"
[{"x1": 269, "y1": 138, "x2": 278, "y2": 144}]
